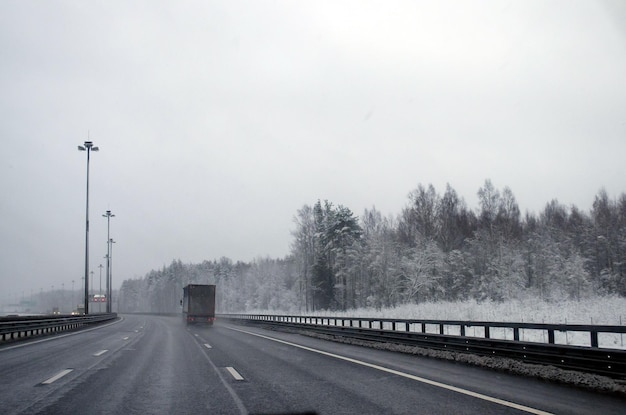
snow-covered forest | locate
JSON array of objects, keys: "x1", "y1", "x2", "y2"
[{"x1": 118, "y1": 180, "x2": 626, "y2": 315}]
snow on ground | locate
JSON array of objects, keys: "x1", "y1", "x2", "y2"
[
  {"x1": 322, "y1": 297, "x2": 626, "y2": 325},
  {"x1": 329, "y1": 296, "x2": 626, "y2": 349},
  {"x1": 248, "y1": 296, "x2": 626, "y2": 349}
]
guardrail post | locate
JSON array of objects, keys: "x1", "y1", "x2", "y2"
[
  {"x1": 439, "y1": 324, "x2": 444, "y2": 335},
  {"x1": 421, "y1": 322, "x2": 426, "y2": 333},
  {"x1": 485, "y1": 326, "x2": 490, "y2": 339},
  {"x1": 514, "y1": 328, "x2": 520, "y2": 342},
  {"x1": 548, "y1": 329, "x2": 555, "y2": 344},
  {"x1": 591, "y1": 331, "x2": 599, "y2": 348},
  {"x1": 460, "y1": 325, "x2": 465, "y2": 336}
]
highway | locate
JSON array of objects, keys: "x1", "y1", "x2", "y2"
[{"x1": 1, "y1": 314, "x2": 624, "y2": 414}]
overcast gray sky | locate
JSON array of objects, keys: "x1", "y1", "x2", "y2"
[{"x1": 1, "y1": 0, "x2": 625, "y2": 301}]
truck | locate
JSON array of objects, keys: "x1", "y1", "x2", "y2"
[{"x1": 182, "y1": 284, "x2": 216, "y2": 325}]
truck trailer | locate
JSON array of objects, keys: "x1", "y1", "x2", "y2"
[{"x1": 182, "y1": 284, "x2": 216, "y2": 325}]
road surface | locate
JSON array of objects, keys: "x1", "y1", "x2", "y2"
[{"x1": 1, "y1": 314, "x2": 624, "y2": 414}]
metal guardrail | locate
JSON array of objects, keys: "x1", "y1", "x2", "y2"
[
  {"x1": 0, "y1": 313, "x2": 118, "y2": 342},
  {"x1": 221, "y1": 314, "x2": 626, "y2": 348},
  {"x1": 220, "y1": 314, "x2": 626, "y2": 378}
]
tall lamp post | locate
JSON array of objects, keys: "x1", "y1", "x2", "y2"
[
  {"x1": 98, "y1": 264, "x2": 103, "y2": 313},
  {"x1": 78, "y1": 140, "x2": 98, "y2": 314},
  {"x1": 109, "y1": 238, "x2": 116, "y2": 313},
  {"x1": 103, "y1": 210, "x2": 115, "y2": 313}
]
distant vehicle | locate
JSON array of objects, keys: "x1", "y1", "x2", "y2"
[
  {"x1": 76, "y1": 304, "x2": 85, "y2": 315},
  {"x1": 182, "y1": 284, "x2": 216, "y2": 325},
  {"x1": 93, "y1": 294, "x2": 106, "y2": 302},
  {"x1": 52, "y1": 307, "x2": 60, "y2": 315}
]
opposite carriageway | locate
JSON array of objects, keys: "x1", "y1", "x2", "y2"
[{"x1": 0, "y1": 314, "x2": 118, "y2": 342}]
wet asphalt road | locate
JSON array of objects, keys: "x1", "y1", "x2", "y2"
[{"x1": 1, "y1": 314, "x2": 625, "y2": 414}]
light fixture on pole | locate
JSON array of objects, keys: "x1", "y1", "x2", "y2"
[
  {"x1": 78, "y1": 140, "x2": 98, "y2": 314},
  {"x1": 103, "y1": 210, "x2": 115, "y2": 313}
]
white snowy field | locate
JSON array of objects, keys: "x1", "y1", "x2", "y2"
[
  {"x1": 250, "y1": 296, "x2": 626, "y2": 350},
  {"x1": 332, "y1": 297, "x2": 626, "y2": 325},
  {"x1": 347, "y1": 297, "x2": 626, "y2": 349}
]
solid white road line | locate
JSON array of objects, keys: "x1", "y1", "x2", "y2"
[
  {"x1": 42, "y1": 369, "x2": 73, "y2": 385},
  {"x1": 204, "y1": 343, "x2": 212, "y2": 349},
  {"x1": 93, "y1": 349, "x2": 108, "y2": 356},
  {"x1": 226, "y1": 366, "x2": 244, "y2": 381},
  {"x1": 228, "y1": 327, "x2": 553, "y2": 415}
]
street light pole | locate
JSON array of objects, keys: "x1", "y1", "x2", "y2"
[
  {"x1": 78, "y1": 140, "x2": 99, "y2": 314},
  {"x1": 103, "y1": 210, "x2": 115, "y2": 313},
  {"x1": 98, "y1": 263, "x2": 103, "y2": 313},
  {"x1": 109, "y1": 238, "x2": 116, "y2": 313}
]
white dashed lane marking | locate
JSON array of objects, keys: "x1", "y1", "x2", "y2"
[
  {"x1": 225, "y1": 367, "x2": 244, "y2": 381},
  {"x1": 93, "y1": 350, "x2": 108, "y2": 357},
  {"x1": 42, "y1": 369, "x2": 73, "y2": 385}
]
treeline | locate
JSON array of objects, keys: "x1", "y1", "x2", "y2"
[
  {"x1": 118, "y1": 180, "x2": 626, "y2": 313},
  {"x1": 118, "y1": 257, "x2": 298, "y2": 313}
]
